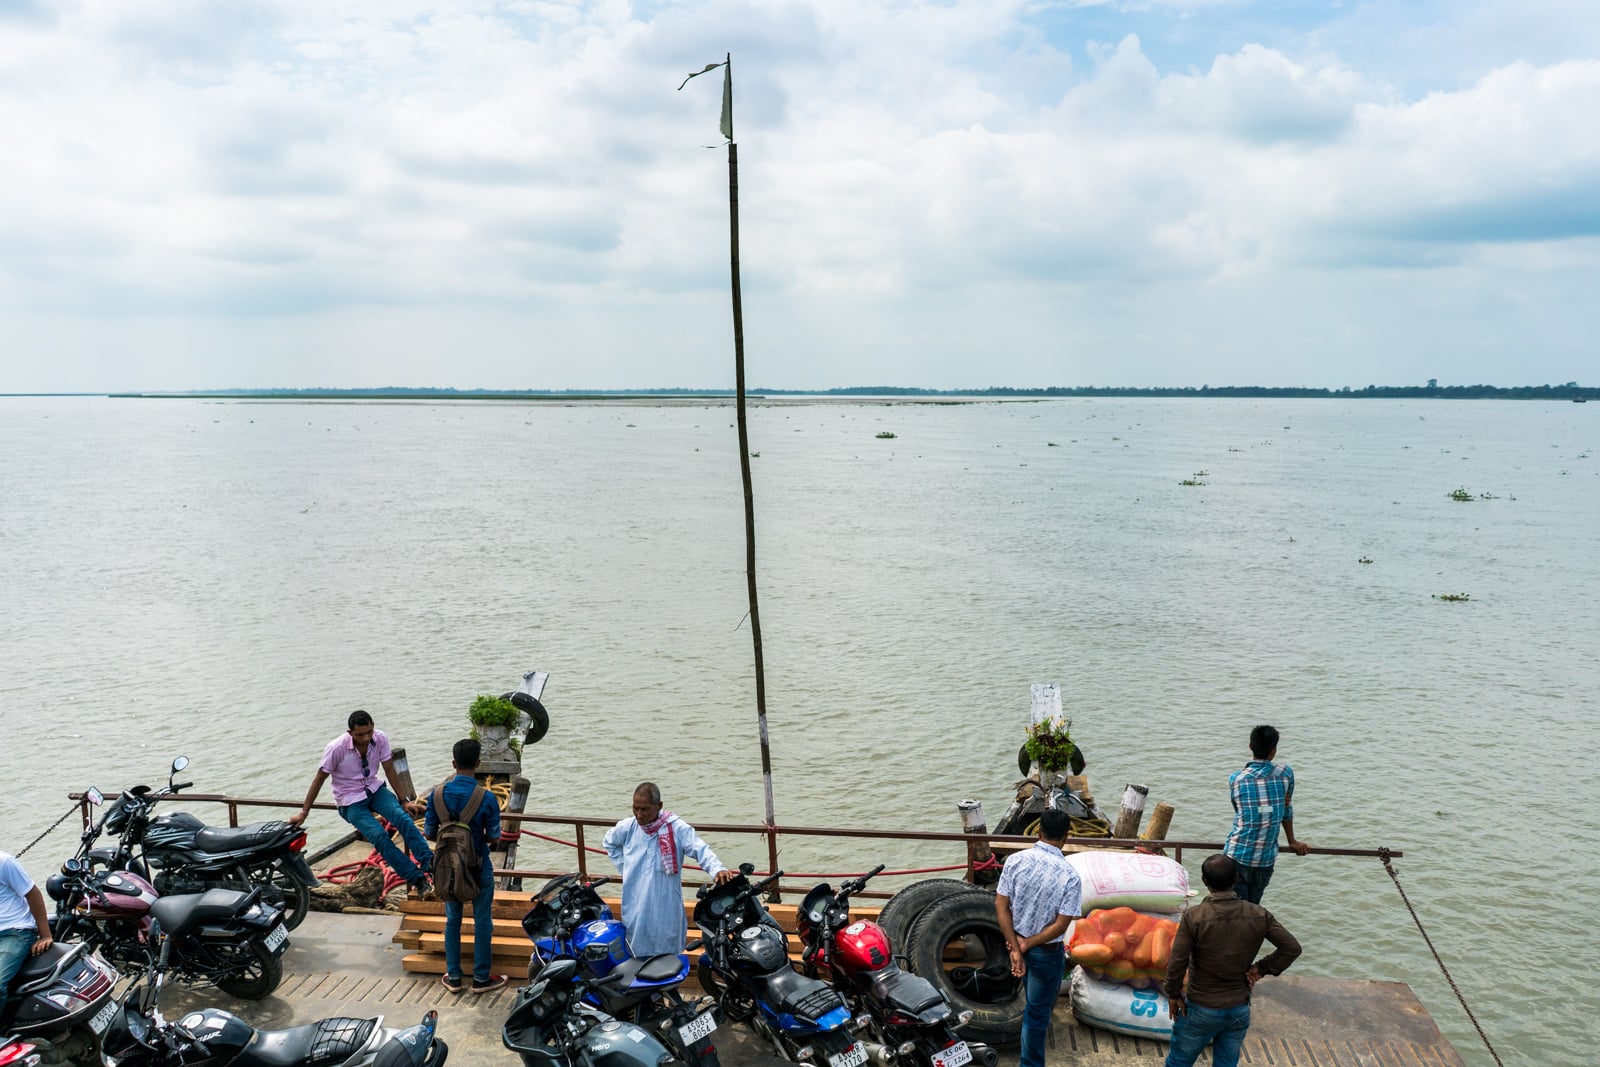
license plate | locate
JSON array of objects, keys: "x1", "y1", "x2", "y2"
[
  {"x1": 931, "y1": 1043, "x2": 971, "y2": 1067},
  {"x1": 829, "y1": 1043, "x2": 867, "y2": 1067},
  {"x1": 263, "y1": 923, "x2": 289, "y2": 954},
  {"x1": 88, "y1": 1000, "x2": 118, "y2": 1035},
  {"x1": 677, "y1": 1010, "x2": 718, "y2": 1045}
]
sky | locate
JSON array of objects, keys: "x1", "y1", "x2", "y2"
[{"x1": 1, "y1": 0, "x2": 1597, "y2": 392}]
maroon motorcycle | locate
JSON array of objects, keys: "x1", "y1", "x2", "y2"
[{"x1": 46, "y1": 787, "x2": 289, "y2": 1000}]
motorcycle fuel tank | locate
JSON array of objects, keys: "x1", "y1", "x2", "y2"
[
  {"x1": 171, "y1": 1009, "x2": 256, "y2": 1063},
  {"x1": 80, "y1": 872, "x2": 158, "y2": 918},
  {"x1": 571, "y1": 918, "x2": 630, "y2": 976},
  {"x1": 830, "y1": 920, "x2": 894, "y2": 977},
  {"x1": 731, "y1": 923, "x2": 790, "y2": 973}
]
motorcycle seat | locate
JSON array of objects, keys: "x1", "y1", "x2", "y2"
[
  {"x1": 150, "y1": 888, "x2": 255, "y2": 937},
  {"x1": 612, "y1": 953, "x2": 689, "y2": 986},
  {"x1": 230, "y1": 1016, "x2": 377, "y2": 1067},
  {"x1": 867, "y1": 968, "x2": 946, "y2": 1014},
  {"x1": 9, "y1": 943, "x2": 85, "y2": 993},
  {"x1": 753, "y1": 968, "x2": 844, "y2": 1022},
  {"x1": 194, "y1": 822, "x2": 292, "y2": 852}
]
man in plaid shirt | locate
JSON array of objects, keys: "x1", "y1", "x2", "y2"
[{"x1": 1222, "y1": 725, "x2": 1310, "y2": 904}]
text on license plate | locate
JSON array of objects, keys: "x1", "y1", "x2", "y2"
[
  {"x1": 829, "y1": 1043, "x2": 868, "y2": 1067},
  {"x1": 88, "y1": 1000, "x2": 119, "y2": 1035},
  {"x1": 263, "y1": 924, "x2": 289, "y2": 953},
  {"x1": 677, "y1": 1010, "x2": 718, "y2": 1044},
  {"x1": 931, "y1": 1043, "x2": 972, "y2": 1067}
]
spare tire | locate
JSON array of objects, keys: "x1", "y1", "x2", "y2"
[
  {"x1": 508, "y1": 692, "x2": 551, "y2": 745},
  {"x1": 905, "y1": 891, "x2": 1024, "y2": 1048},
  {"x1": 877, "y1": 879, "x2": 985, "y2": 959}
]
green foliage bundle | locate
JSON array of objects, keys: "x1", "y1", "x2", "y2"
[
  {"x1": 468, "y1": 694, "x2": 519, "y2": 729},
  {"x1": 1024, "y1": 716, "x2": 1077, "y2": 773}
]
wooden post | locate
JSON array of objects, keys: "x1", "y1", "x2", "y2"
[
  {"x1": 1113, "y1": 783, "x2": 1149, "y2": 840},
  {"x1": 575, "y1": 823, "x2": 589, "y2": 880},
  {"x1": 1141, "y1": 802, "x2": 1175, "y2": 843},
  {"x1": 390, "y1": 747, "x2": 418, "y2": 804},
  {"x1": 499, "y1": 775, "x2": 530, "y2": 890},
  {"x1": 958, "y1": 800, "x2": 998, "y2": 886}
]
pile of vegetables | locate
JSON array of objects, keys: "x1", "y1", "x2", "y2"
[{"x1": 1067, "y1": 906, "x2": 1178, "y2": 988}]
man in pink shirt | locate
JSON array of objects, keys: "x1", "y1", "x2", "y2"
[{"x1": 289, "y1": 710, "x2": 434, "y2": 895}]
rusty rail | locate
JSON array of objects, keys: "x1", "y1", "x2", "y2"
[{"x1": 68, "y1": 790, "x2": 1400, "y2": 901}]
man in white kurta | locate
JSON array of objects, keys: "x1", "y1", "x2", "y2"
[{"x1": 603, "y1": 782, "x2": 734, "y2": 958}]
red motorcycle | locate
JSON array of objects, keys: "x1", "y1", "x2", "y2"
[{"x1": 798, "y1": 866, "x2": 997, "y2": 1067}]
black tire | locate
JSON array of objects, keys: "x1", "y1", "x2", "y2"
[
  {"x1": 215, "y1": 938, "x2": 284, "y2": 1000},
  {"x1": 904, "y1": 892, "x2": 1024, "y2": 1049},
  {"x1": 248, "y1": 863, "x2": 312, "y2": 931},
  {"x1": 509, "y1": 692, "x2": 551, "y2": 745},
  {"x1": 878, "y1": 879, "x2": 985, "y2": 959}
]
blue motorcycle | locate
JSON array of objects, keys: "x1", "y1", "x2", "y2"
[
  {"x1": 694, "y1": 866, "x2": 868, "y2": 1067},
  {"x1": 521, "y1": 874, "x2": 720, "y2": 1067}
]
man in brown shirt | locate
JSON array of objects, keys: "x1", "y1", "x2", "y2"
[{"x1": 1162, "y1": 854, "x2": 1301, "y2": 1067}]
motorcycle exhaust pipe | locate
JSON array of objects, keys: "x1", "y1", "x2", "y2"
[
  {"x1": 968, "y1": 1043, "x2": 999, "y2": 1067},
  {"x1": 861, "y1": 1042, "x2": 896, "y2": 1067}
]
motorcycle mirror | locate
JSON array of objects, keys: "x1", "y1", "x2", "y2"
[
  {"x1": 738, "y1": 862, "x2": 756, "y2": 876},
  {"x1": 170, "y1": 755, "x2": 189, "y2": 773},
  {"x1": 86, "y1": 787, "x2": 105, "y2": 806}
]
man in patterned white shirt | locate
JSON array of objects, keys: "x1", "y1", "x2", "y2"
[{"x1": 995, "y1": 808, "x2": 1082, "y2": 1067}]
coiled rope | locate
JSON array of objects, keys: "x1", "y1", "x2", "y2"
[{"x1": 1379, "y1": 847, "x2": 1504, "y2": 1067}]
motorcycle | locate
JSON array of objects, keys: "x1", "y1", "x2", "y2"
[
  {"x1": 0, "y1": 1035, "x2": 43, "y2": 1067},
  {"x1": 521, "y1": 874, "x2": 719, "y2": 1067},
  {"x1": 503, "y1": 957, "x2": 675, "y2": 1067},
  {"x1": 693, "y1": 865, "x2": 866, "y2": 1067},
  {"x1": 0, "y1": 940, "x2": 120, "y2": 1066},
  {"x1": 96, "y1": 941, "x2": 447, "y2": 1067},
  {"x1": 48, "y1": 786, "x2": 290, "y2": 1000},
  {"x1": 797, "y1": 867, "x2": 996, "y2": 1067},
  {"x1": 91, "y1": 757, "x2": 319, "y2": 931}
]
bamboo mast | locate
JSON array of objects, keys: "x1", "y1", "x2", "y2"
[{"x1": 682, "y1": 55, "x2": 778, "y2": 848}]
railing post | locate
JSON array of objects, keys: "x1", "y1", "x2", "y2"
[
  {"x1": 765, "y1": 824, "x2": 781, "y2": 902},
  {"x1": 227, "y1": 800, "x2": 239, "y2": 828},
  {"x1": 576, "y1": 823, "x2": 589, "y2": 880}
]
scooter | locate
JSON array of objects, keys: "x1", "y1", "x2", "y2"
[
  {"x1": 96, "y1": 942, "x2": 447, "y2": 1067},
  {"x1": 503, "y1": 958, "x2": 674, "y2": 1067},
  {"x1": 0, "y1": 941, "x2": 120, "y2": 1065},
  {"x1": 0, "y1": 1034, "x2": 43, "y2": 1067},
  {"x1": 797, "y1": 867, "x2": 996, "y2": 1067},
  {"x1": 694, "y1": 865, "x2": 866, "y2": 1066},
  {"x1": 521, "y1": 874, "x2": 719, "y2": 1067},
  {"x1": 91, "y1": 757, "x2": 319, "y2": 931},
  {"x1": 48, "y1": 787, "x2": 290, "y2": 1000}
]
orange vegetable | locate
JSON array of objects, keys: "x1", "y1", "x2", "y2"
[
  {"x1": 1070, "y1": 943, "x2": 1115, "y2": 966},
  {"x1": 1103, "y1": 932, "x2": 1128, "y2": 955},
  {"x1": 1148, "y1": 924, "x2": 1173, "y2": 969}
]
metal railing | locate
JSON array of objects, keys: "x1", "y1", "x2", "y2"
[{"x1": 68, "y1": 790, "x2": 1401, "y2": 902}]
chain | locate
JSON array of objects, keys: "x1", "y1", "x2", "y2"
[
  {"x1": 15, "y1": 803, "x2": 84, "y2": 859},
  {"x1": 1379, "y1": 847, "x2": 1504, "y2": 1067}
]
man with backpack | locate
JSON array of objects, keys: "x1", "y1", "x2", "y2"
[{"x1": 424, "y1": 738, "x2": 506, "y2": 994}]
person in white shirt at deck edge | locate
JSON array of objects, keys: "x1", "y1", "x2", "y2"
[{"x1": 603, "y1": 782, "x2": 735, "y2": 958}]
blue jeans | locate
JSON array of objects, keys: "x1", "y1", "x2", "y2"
[
  {"x1": 339, "y1": 785, "x2": 432, "y2": 882},
  {"x1": 0, "y1": 927, "x2": 37, "y2": 1022},
  {"x1": 1165, "y1": 1001, "x2": 1251, "y2": 1067},
  {"x1": 444, "y1": 856, "x2": 497, "y2": 983},
  {"x1": 1233, "y1": 864, "x2": 1274, "y2": 905},
  {"x1": 1019, "y1": 943, "x2": 1066, "y2": 1067}
]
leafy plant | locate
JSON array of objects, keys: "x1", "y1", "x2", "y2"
[
  {"x1": 1024, "y1": 716, "x2": 1077, "y2": 773},
  {"x1": 1448, "y1": 488, "x2": 1473, "y2": 501},
  {"x1": 1432, "y1": 593, "x2": 1471, "y2": 602},
  {"x1": 876, "y1": 431, "x2": 897, "y2": 439},
  {"x1": 468, "y1": 694, "x2": 519, "y2": 729}
]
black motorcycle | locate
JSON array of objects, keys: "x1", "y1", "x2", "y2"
[
  {"x1": 694, "y1": 866, "x2": 865, "y2": 1066},
  {"x1": 96, "y1": 943, "x2": 448, "y2": 1067},
  {"x1": 48, "y1": 786, "x2": 290, "y2": 1000},
  {"x1": 503, "y1": 957, "x2": 676, "y2": 1067},
  {"x1": 521, "y1": 874, "x2": 719, "y2": 1067},
  {"x1": 0, "y1": 940, "x2": 119, "y2": 1065},
  {"x1": 91, "y1": 756, "x2": 319, "y2": 931}
]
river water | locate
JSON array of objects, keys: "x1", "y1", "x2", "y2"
[{"x1": 2, "y1": 395, "x2": 1595, "y2": 1066}]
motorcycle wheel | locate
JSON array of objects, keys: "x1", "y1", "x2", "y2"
[
  {"x1": 214, "y1": 938, "x2": 284, "y2": 1000},
  {"x1": 259, "y1": 864, "x2": 312, "y2": 931},
  {"x1": 750, "y1": 1014, "x2": 795, "y2": 1062}
]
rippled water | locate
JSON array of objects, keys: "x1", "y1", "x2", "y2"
[{"x1": 2, "y1": 395, "x2": 1596, "y2": 1066}]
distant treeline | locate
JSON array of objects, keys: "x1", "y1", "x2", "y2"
[{"x1": 108, "y1": 383, "x2": 1598, "y2": 400}]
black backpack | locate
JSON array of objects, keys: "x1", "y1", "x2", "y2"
[{"x1": 430, "y1": 784, "x2": 489, "y2": 903}]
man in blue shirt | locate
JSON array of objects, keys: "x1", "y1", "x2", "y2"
[
  {"x1": 424, "y1": 739, "x2": 506, "y2": 994},
  {"x1": 994, "y1": 808, "x2": 1082, "y2": 1067},
  {"x1": 1223, "y1": 725, "x2": 1310, "y2": 904}
]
